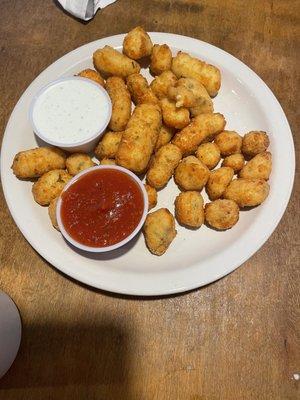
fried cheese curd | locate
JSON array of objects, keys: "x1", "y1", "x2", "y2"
[
  {"x1": 65, "y1": 153, "x2": 95, "y2": 176},
  {"x1": 126, "y1": 73, "x2": 158, "y2": 105},
  {"x1": 94, "y1": 131, "x2": 123, "y2": 160},
  {"x1": 223, "y1": 178, "x2": 270, "y2": 207},
  {"x1": 150, "y1": 70, "x2": 178, "y2": 99},
  {"x1": 116, "y1": 103, "x2": 161, "y2": 174},
  {"x1": 144, "y1": 184, "x2": 158, "y2": 210},
  {"x1": 205, "y1": 199, "x2": 239, "y2": 230},
  {"x1": 123, "y1": 26, "x2": 153, "y2": 60},
  {"x1": 146, "y1": 143, "x2": 182, "y2": 189},
  {"x1": 206, "y1": 167, "x2": 234, "y2": 200},
  {"x1": 105, "y1": 77, "x2": 131, "y2": 131},
  {"x1": 175, "y1": 191, "x2": 204, "y2": 228},
  {"x1": 12, "y1": 147, "x2": 66, "y2": 179},
  {"x1": 77, "y1": 68, "x2": 105, "y2": 87},
  {"x1": 171, "y1": 51, "x2": 221, "y2": 97},
  {"x1": 174, "y1": 156, "x2": 209, "y2": 191},
  {"x1": 93, "y1": 45, "x2": 140, "y2": 78},
  {"x1": 143, "y1": 208, "x2": 176, "y2": 255},
  {"x1": 150, "y1": 44, "x2": 172, "y2": 75},
  {"x1": 32, "y1": 169, "x2": 72, "y2": 206},
  {"x1": 172, "y1": 113, "x2": 226, "y2": 156}
]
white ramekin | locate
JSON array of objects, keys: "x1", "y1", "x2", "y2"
[
  {"x1": 29, "y1": 76, "x2": 112, "y2": 153},
  {"x1": 56, "y1": 165, "x2": 149, "y2": 253}
]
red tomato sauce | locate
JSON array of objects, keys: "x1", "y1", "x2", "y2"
[{"x1": 60, "y1": 168, "x2": 144, "y2": 247}]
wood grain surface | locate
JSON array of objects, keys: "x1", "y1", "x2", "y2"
[{"x1": 0, "y1": 1, "x2": 299, "y2": 399}]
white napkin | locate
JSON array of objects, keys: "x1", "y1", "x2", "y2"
[{"x1": 58, "y1": 0, "x2": 116, "y2": 21}]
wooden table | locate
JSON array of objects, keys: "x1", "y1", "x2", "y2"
[{"x1": 0, "y1": 1, "x2": 299, "y2": 399}]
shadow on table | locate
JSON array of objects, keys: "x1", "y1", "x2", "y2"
[{"x1": 0, "y1": 319, "x2": 132, "y2": 399}]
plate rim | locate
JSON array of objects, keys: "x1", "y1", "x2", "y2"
[{"x1": 1, "y1": 32, "x2": 295, "y2": 296}]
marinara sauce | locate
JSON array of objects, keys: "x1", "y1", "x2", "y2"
[{"x1": 60, "y1": 168, "x2": 144, "y2": 247}]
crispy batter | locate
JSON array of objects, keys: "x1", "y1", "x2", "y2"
[
  {"x1": 48, "y1": 197, "x2": 59, "y2": 230},
  {"x1": 143, "y1": 208, "x2": 177, "y2": 255},
  {"x1": 206, "y1": 167, "x2": 234, "y2": 200},
  {"x1": 239, "y1": 152, "x2": 272, "y2": 180},
  {"x1": 147, "y1": 143, "x2": 182, "y2": 189},
  {"x1": 32, "y1": 169, "x2": 72, "y2": 206},
  {"x1": 221, "y1": 153, "x2": 245, "y2": 173},
  {"x1": 242, "y1": 131, "x2": 270, "y2": 158},
  {"x1": 100, "y1": 158, "x2": 116, "y2": 165},
  {"x1": 174, "y1": 156, "x2": 209, "y2": 191},
  {"x1": 94, "y1": 131, "x2": 123, "y2": 160},
  {"x1": 214, "y1": 130, "x2": 242, "y2": 156},
  {"x1": 93, "y1": 45, "x2": 140, "y2": 78},
  {"x1": 205, "y1": 199, "x2": 239, "y2": 230},
  {"x1": 150, "y1": 44, "x2": 172, "y2": 75},
  {"x1": 155, "y1": 124, "x2": 176, "y2": 151},
  {"x1": 150, "y1": 70, "x2": 177, "y2": 99},
  {"x1": 144, "y1": 184, "x2": 157, "y2": 210},
  {"x1": 223, "y1": 178, "x2": 270, "y2": 207},
  {"x1": 160, "y1": 98, "x2": 190, "y2": 129},
  {"x1": 123, "y1": 26, "x2": 153, "y2": 60},
  {"x1": 105, "y1": 77, "x2": 131, "y2": 131},
  {"x1": 172, "y1": 113, "x2": 226, "y2": 156},
  {"x1": 175, "y1": 191, "x2": 204, "y2": 228},
  {"x1": 12, "y1": 147, "x2": 66, "y2": 179},
  {"x1": 171, "y1": 51, "x2": 221, "y2": 97},
  {"x1": 116, "y1": 103, "x2": 161, "y2": 174},
  {"x1": 66, "y1": 153, "x2": 95, "y2": 176},
  {"x1": 126, "y1": 73, "x2": 158, "y2": 105},
  {"x1": 77, "y1": 68, "x2": 105, "y2": 87},
  {"x1": 196, "y1": 142, "x2": 220, "y2": 170}
]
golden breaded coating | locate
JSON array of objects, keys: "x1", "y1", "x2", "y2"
[
  {"x1": 150, "y1": 70, "x2": 177, "y2": 99},
  {"x1": 175, "y1": 78, "x2": 213, "y2": 116},
  {"x1": 239, "y1": 152, "x2": 272, "y2": 180},
  {"x1": 175, "y1": 191, "x2": 204, "y2": 228},
  {"x1": 205, "y1": 199, "x2": 239, "y2": 230},
  {"x1": 160, "y1": 98, "x2": 190, "y2": 129},
  {"x1": 77, "y1": 68, "x2": 105, "y2": 87},
  {"x1": 123, "y1": 26, "x2": 153, "y2": 60},
  {"x1": 116, "y1": 104, "x2": 161, "y2": 174},
  {"x1": 172, "y1": 113, "x2": 226, "y2": 156},
  {"x1": 146, "y1": 143, "x2": 182, "y2": 189},
  {"x1": 174, "y1": 156, "x2": 209, "y2": 191},
  {"x1": 66, "y1": 153, "x2": 95, "y2": 176},
  {"x1": 105, "y1": 77, "x2": 131, "y2": 131},
  {"x1": 144, "y1": 184, "x2": 157, "y2": 210},
  {"x1": 143, "y1": 208, "x2": 177, "y2": 255},
  {"x1": 206, "y1": 167, "x2": 234, "y2": 200},
  {"x1": 11, "y1": 147, "x2": 66, "y2": 179},
  {"x1": 221, "y1": 153, "x2": 245, "y2": 173},
  {"x1": 214, "y1": 130, "x2": 242, "y2": 156},
  {"x1": 150, "y1": 44, "x2": 172, "y2": 75},
  {"x1": 100, "y1": 158, "x2": 116, "y2": 165},
  {"x1": 32, "y1": 169, "x2": 72, "y2": 206},
  {"x1": 94, "y1": 131, "x2": 123, "y2": 160},
  {"x1": 242, "y1": 131, "x2": 270, "y2": 158},
  {"x1": 196, "y1": 142, "x2": 220, "y2": 170},
  {"x1": 223, "y1": 178, "x2": 270, "y2": 207},
  {"x1": 126, "y1": 74, "x2": 158, "y2": 105},
  {"x1": 93, "y1": 45, "x2": 140, "y2": 78},
  {"x1": 167, "y1": 85, "x2": 196, "y2": 108},
  {"x1": 48, "y1": 197, "x2": 59, "y2": 230},
  {"x1": 155, "y1": 124, "x2": 176, "y2": 151},
  {"x1": 171, "y1": 51, "x2": 221, "y2": 97}
]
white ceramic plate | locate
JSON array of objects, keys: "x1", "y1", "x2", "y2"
[{"x1": 1, "y1": 33, "x2": 295, "y2": 296}]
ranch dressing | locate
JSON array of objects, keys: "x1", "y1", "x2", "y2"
[{"x1": 32, "y1": 78, "x2": 110, "y2": 144}]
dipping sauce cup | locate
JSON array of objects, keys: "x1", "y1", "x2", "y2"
[
  {"x1": 29, "y1": 77, "x2": 112, "y2": 153},
  {"x1": 56, "y1": 166, "x2": 148, "y2": 252}
]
